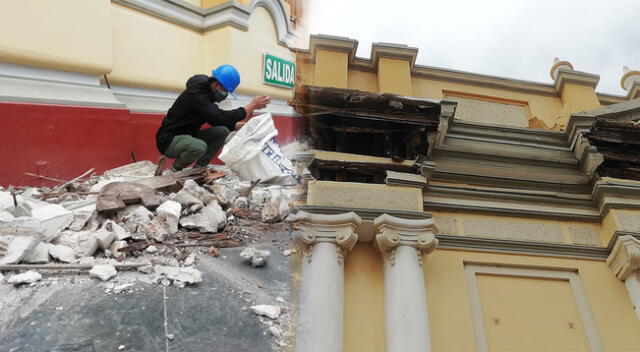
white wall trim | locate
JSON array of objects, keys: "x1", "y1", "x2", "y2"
[
  {"x1": 112, "y1": 0, "x2": 297, "y2": 47},
  {"x1": 0, "y1": 62, "x2": 125, "y2": 108},
  {"x1": 464, "y1": 263, "x2": 603, "y2": 352}
]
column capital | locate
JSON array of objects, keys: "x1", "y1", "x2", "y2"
[
  {"x1": 607, "y1": 235, "x2": 640, "y2": 280},
  {"x1": 293, "y1": 211, "x2": 361, "y2": 263},
  {"x1": 373, "y1": 214, "x2": 438, "y2": 266}
]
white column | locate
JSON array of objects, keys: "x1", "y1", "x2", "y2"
[
  {"x1": 374, "y1": 214, "x2": 438, "y2": 352},
  {"x1": 607, "y1": 235, "x2": 640, "y2": 319},
  {"x1": 293, "y1": 211, "x2": 361, "y2": 352}
]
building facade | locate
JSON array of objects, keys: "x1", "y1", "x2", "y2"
[
  {"x1": 0, "y1": 0, "x2": 302, "y2": 187},
  {"x1": 290, "y1": 35, "x2": 640, "y2": 352}
]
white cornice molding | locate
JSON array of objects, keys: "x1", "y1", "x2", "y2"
[
  {"x1": 112, "y1": 0, "x2": 297, "y2": 47},
  {"x1": 0, "y1": 62, "x2": 125, "y2": 108},
  {"x1": 607, "y1": 235, "x2": 640, "y2": 280},
  {"x1": 554, "y1": 68, "x2": 600, "y2": 93}
]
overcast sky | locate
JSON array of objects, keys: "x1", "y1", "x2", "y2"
[{"x1": 299, "y1": 0, "x2": 640, "y2": 96}]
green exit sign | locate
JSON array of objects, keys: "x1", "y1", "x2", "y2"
[{"x1": 263, "y1": 53, "x2": 296, "y2": 89}]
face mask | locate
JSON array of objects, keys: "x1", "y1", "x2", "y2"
[{"x1": 211, "y1": 87, "x2": 228, "y2": 102}]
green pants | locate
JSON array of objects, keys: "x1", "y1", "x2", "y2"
[{"x1": 164, "y1": 126, "x2": 230, "y2": 170}]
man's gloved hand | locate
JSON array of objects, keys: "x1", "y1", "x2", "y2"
[{"x1": 244, "y1": 95, "x2": 271, "y2": 118}]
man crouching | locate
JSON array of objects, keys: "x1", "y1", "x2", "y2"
[{"x1": 156, "y1": 64, "x2": 270, "y2": 171}]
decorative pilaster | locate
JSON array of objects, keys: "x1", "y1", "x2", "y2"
[
  {"x1": 373, "y1": 214, "x2": 438, "y2": 352},
  {"x1": 293, "y1": 211, "x2": 361, "y2": 352},
  {"x1": 607, "y1": 235, "x2": 640, "y2": 319}
]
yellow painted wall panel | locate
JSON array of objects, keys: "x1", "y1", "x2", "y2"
[
  {"x1": 226, "y1": 6, "x2": 294, "y2": 99},
  {"x1": 419, "y1": 250, "x2": 640, "y2": 351},
  {"x1": 314, "y1": 50, "x2": 348, "y2": 88},
  {"x1": 347, "y1": 69, "x2": 378, "y2": 92},
  {"x1": 343, "y1": 244, "x2": 385, "y2": 352},
  {"x1": 477, "y1": 274, "x2": 590, "y2": 351},
  {"x1": 110, "y1": 4, "x2": 203, "y2": 91},
  {"x1": 0, "y1": 0, "x2": 113, "y2": 75},
  {"x1": 378, "y1": 58, "x2": 412, "y2": 95}
]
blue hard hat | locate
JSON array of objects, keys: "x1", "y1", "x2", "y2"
[{"x1": 212, "y1": 64, "x2": 240, "y2": 98}]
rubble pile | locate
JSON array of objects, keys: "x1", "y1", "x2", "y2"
[{"x1": 0, "y1": 161, "x2": 295, "y2": 288}]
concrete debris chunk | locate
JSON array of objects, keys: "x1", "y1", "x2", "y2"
[
  {"x1": 269, "y1": 326, "x2": 282, "y2": 338},
  {"x1": 184, "y1": 252, "x2": 197, "y2": 266},
  {"x1": 117, "y1": 205, "x2": 154, "y2": 225},
  {"x1": 232, "y1": 196, "x2": 249, "y2": 210},
  {"x1": 0, "y1": 217, "x2": 46, "y2": 237},
  {"x1": 48, "y1": 244, "x2": 76, "y2": 263},
  {"x1": 31, "y1": 203, "x2": 74, "y2": 241},
  {"x1": 156, "y1": 200, "x2": 182, "y2": 219},
  {"x1": 170, "y1": 180, "x2": 213, "y2": 207},
  {"x1": 1, "y1": 235, "x2": 45, "y2": 265},
  {"x1": 154, "y1": 265, "x2": 203, "y2": 285},
  {"x1": 102, "y1": 220, "x2": 131, "y2": 241},
  {"x1": 8, "y1": 270, "x2": 42, "y2": 285},
  {"x1": 209, "y1": 184, "x2": 238, "y2": 207},
  {"x1": 261, "y1": 191, "x2": 290, "y2": 223},
  {"x1": 145, "y1": 245, "x2": 158, "y2": 253},
  {"x1": 240, "y1": 247, "x2": 271, "y2": 267},
  {"x1": 179, "y1": 201, "x2": 226, "y2": 233},
  {"x1": 93, "y1": 229, "x2": 116, "y2": 250},
  {"x1": 0, "y1": 271, "x2": 4, "y2": 283},
  {"x1": 89, "y1": 264, "x2": 117, "y2": 281},
  {"x1": 68, "y1": 209, "x2": 94, "y2": 232},
  {"x1": 0, "y1": 192, "x2": 16, "y2": 213},
  {"x1": 114, "y1": 283, "x2": 135, "y2": 294},
  {"x1": 250, "y1": 305, "x2": 281, "y2": 319},
  {"x1": 22, "y1": 242, "x2": 50, "y2": 264},
  {"x1": 0, "y1": 211, "x2": 15, "y2": 221},
  {"x1": 53, "y1": 231, "x2": 101, "y2": 258},
  {"x1": 109, "y1": 240, "x2": 128, "y2": 259}
]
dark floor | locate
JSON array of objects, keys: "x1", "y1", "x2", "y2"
[{"x1": 0, "y1": 245, "x2": 292, "y2": 352}]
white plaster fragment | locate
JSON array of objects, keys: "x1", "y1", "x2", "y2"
[
  {"x1": 48, "y1": 244, "x2": 76, "y2": 263},
  {"x1": 21, "y1": 243, "x2": 50, "y2": 264},
  {"x1": 156, "y1": 200, "x2": 182, "y2": 219},
  {"x1": 250, "y1": 305, "x2": 281, "y2": 319},
  {"x1": 8, "y1": 270, "x2": 42, "y2": 285},
  {"x1": 89, "y1": 264, "x2": 117, "y2": 281},
  {"x1": 179, "y1": 201, "x2": 226, "y2": 233},
  {"x1": 102, "y1": 220, "x2": 131, "y2": 241},
  {"x1": 240, "y1": 247, "x2": 271, "y2": 267},
  {"x1": 0, "y1": 211, "x2": 15, "y2": 221},
  {"x1": 114, "y1": 283, "x2": 134, "y2": 294},
  {"x1": 169, "y1": 180, "x2": 213, "y2": 207},
  {"x1": 0, "y1": 233, "x2": 44, "y2": 264},
  {"x1": 154, "y1": 265, "x2": 203, "y2": 285},
  {"x1": 0, "y1": 192, "x2": 15, "y2": 213},
  {"x1": 269, "y1": 326, "x2": 282, "y2": 338},
  {"x1": 109, "y1": 240, "x2": 128, "y2": 259}
]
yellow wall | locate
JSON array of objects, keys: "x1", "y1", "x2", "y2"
[
  {"x1": 225, "y1": 6, "x2": 295, "y2": 99},
  {"x1": 378, "y1": 58, "x2": 412, "y2": 95},
  {"x1": 0, "y1": 1, "x2": 293, "y2": 97},
  {"x1": 424, "y1": 249, "x2": 640, "y2": 351},
  {"x1": 343, "y1": 244, "x2": 385, "y2": 352},
  {"x1": 342, "y1": 247, "x2": 640, "y2": 351},
  {"x1": 0, "y1": 0, "x2": 113, "y2": 75},
  {"x1": 314, "y1": 50, "x2": 349, "y2": 88},
  {"x1": 476, "y1": 274, "x2": 590, "y2": 351},
  {"x1": 110, "y1": 3, "x2": 203, "y2": 91}
]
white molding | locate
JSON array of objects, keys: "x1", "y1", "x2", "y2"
[
  {"x1": 464, "y1": 264, "x2": 603, "y2": 352},
  {"x1": 0, "y1": 62, "x2": 125, "y2": 108},
  {"x1": 112, "y1": 0, "x2": 297, "y2": 47},
  {"x1": 109, "y1": 84, "x2": 179, "y2": 113}
]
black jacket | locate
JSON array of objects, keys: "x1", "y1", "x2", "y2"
[{"x1": 155, "y1": 74, "x2": 246, "y2": 154}]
